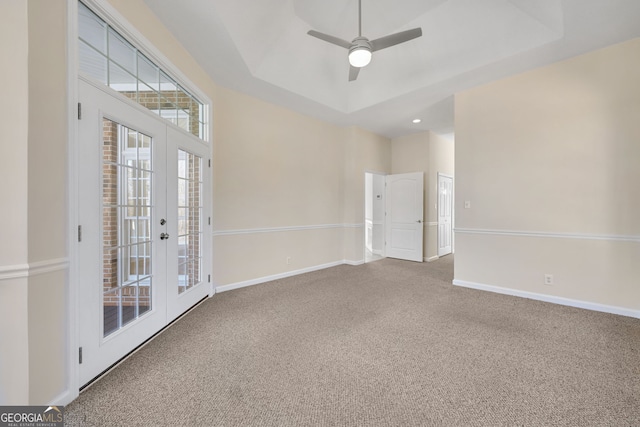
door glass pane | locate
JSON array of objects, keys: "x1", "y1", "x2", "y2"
[
  {"x1": 108, "y1": 27, "x2": 136, "y2": 75},
  {"x1": 138, "y1": 52, "x2": 159, "y2": 89},
  {"x1": 102, "y1": 118, "x2": 153, "y2": 337},
  {"x1": 109, "y1": 61, "x2": 137, "y2": 98},
  {"x1": 79, "y1": 40, "x2": 107, "y2": 84},
  {"x1": 177, "y1": 150, "x2": 202, "y2": 294},
  {"x1": 78, "y1": 2, "x2": 107, "y2": 54}
]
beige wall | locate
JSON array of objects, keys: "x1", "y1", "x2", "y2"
[
  {"x1": 212, "y1": 85, "x2": 348, "y2": 284},
  {"x1": 212, "y1": 87, "x2": 346, "y2": 230},
  {"x1": 0, "y1": 0, "x2": 69, "y2": 405},
  {"x1": 391, "y1": 131, "x2": 454, "y2": 261},
  {"x1": 0, "y1": 0, "x2": 30, "y2": 403},
  {"x1": 212, "y1": 92, "x2": 392, "y2": 284},
  {"x1": 26, "y1": 0, "x2": 69, "y2": 404},
  {"x1": 455, "y1": 38, "x2": 640, "y2": 312},
  {"x1": 0, "y1": 1, "x2": 29, "y2": 268}
]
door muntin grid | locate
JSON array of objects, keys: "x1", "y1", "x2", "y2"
[
  {"x1": 78, "y1": 1, "x2": 207, "y2": 140},
  {"x1": 103, "y1": 118, "x2": 153, "y2": 337},
  {"x1": 177, "y1": 149, "x2": 202, "y2": 294}
]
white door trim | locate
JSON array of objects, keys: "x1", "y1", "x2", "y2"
[{"x1": 66, "y1": 0, "x2": 80, "y2": 405}]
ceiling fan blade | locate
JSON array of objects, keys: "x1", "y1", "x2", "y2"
[
  {"x1": 370, "y1": 28, "x2": 422, "y2": 52},
  {"x1": 307, "y1": 30, "x2": 352, "y2": 49},
  {"x1": 349, "y1": 65, "x2": 360, "y2": 82}
]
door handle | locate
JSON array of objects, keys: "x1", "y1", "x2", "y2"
[
  {"x1": 160, "y1": 232, "x2": 170, "y2": 240},
  {"x1": 416, "y1": 220, "x2": 422, "y2": 223}
]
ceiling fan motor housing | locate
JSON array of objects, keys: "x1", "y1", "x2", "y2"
[{"x1": 349, "y1": 37, "x2": 372, "y2": 67}]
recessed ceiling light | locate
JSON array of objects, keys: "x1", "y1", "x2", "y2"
[{"x1": 412, "y1": 119, "x2": 421, "y2": 124}]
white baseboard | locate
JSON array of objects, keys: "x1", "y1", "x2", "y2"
[
  {"x1": 216, "y1": 260, "x2": 358, "y2": 293},
  {"x1": 453, "y1": 279, "x2": 640, "y2": 319},
  {"x1": 426, "y1": 256, "x2": 439, "y2": 262},
  {"x1": 51, "y1": 388, "x2": 75, "y2": 406}
]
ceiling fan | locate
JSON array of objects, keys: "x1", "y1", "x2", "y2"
[{"x1": 307, "y1": 0, "x2": 422, "y2": 81}]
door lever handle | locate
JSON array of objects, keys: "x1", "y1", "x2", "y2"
[
  {"x1": 416, "y1": 220, "x2": 422, "y2": 223},
  {"x1": 160, "y1": 232, "x2": 170, "y2": 240}
]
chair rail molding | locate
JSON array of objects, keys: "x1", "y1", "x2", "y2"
[
  {"x1": 455, "y1": 228, "x2": 640, "y2": 242},
  {"x1": 213, "y1": 223, "x2": 364, "y2": 237},
  {"x1": 0, "y1": 258, "x2": 69, "y2": 281}
]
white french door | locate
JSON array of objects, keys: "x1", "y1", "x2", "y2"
[
  {"x1": 165, "y1": 126, "x2": 210, "y2": 322},
  {"x1": 385, "y1": 172, "x2": 424, "y2": 262},
  {"x1": 77, "y1": 79, "x2": 210, "y2": 386}
]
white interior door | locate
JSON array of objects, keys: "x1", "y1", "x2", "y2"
[
  {"x1": 385, "y1": 172, "x2": 424, "y2": 262},
  {"x1": 78, "y1": 79, "x2": 210, "y2": 386},
  {"x1": 438, "y1": 174, "x2": 453, "y2": 257}
]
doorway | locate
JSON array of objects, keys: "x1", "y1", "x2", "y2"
[
  {"x1": 77, "y1": 79, "x2": 211, "y2": 386},
  {"x1": 364, "y1": 172, "x2": 386, "y2": 263},
  {"x1": 437, "y1": 173, "x2": 453, "y2": 257}
]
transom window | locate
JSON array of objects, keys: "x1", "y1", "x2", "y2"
[{"x1": 78, "y1": 1, "x2": 207, "y2": 140}]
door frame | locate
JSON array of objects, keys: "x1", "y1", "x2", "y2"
[
  {"x1": 65, "y1": 0, "x2": 213, "y2": 404},
  {"x1": 437, "y1": 173, "x2": 454, "y2": 257},
  {"x1": 363, "y1": 171, "x2": 387, "y2": 263}
]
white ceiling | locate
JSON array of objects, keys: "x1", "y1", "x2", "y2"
[{"x1": 143, "y1": 0, "x2": 640, "y2": 138}]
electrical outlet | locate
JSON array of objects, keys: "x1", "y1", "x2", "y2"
[
  {"x1": 544, "y1": 274, "x2": 553, "y2": 285},
  {"x1": 286, "y1": 257, "x2": 291, "y2": 265},
  {"x1": 464, "y1": 200, "x2": 471, "y2": 209}
]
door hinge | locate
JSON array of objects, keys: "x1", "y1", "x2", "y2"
[
  {"x1": 208, "y1": 217, "x2": 211, "y2": 226},
  {"x1": 78, "y1": 225, "x2": 82, "y2": 242},
  {"x1": 78, "y1": 102, "x2": 82, "y2": 120},
  {"x1": 208, "y1": 159, "x2": 211, "y2": 168},
  {"x1": 79, "y1": 347, "x2": 83, "y2": 364},
  {"x1": 208, "y1": 274, "x2": 211, "y2": 283}
]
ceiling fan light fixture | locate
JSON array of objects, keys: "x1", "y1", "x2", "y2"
[
  {"x1": 349, "y1": 38, "x2": 372, "y2": 68},
  {"x1": 307, "y1": 1, "x2": 422, "y2": 80},
  {"x1": 349, "y1": 47, "x2": 372, "y2": 67}
]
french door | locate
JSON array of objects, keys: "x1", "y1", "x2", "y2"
[{"x1": 78, "y1": 79, "x2": 210, "y2": 386}]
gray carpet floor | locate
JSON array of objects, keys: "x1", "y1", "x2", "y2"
[{"x1": 65, "y1": 256, "x2": 640, "y2": 426}]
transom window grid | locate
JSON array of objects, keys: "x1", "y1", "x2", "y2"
[
  {"x1": 78, "y1": 1, "x2": 206, "y2": 140},
  {"x1": 177, "y1": 150, "x2": 203, "y2": 294},
  {"x1": 103, "y1": 118, "x2": 153, "y2": 337}
]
